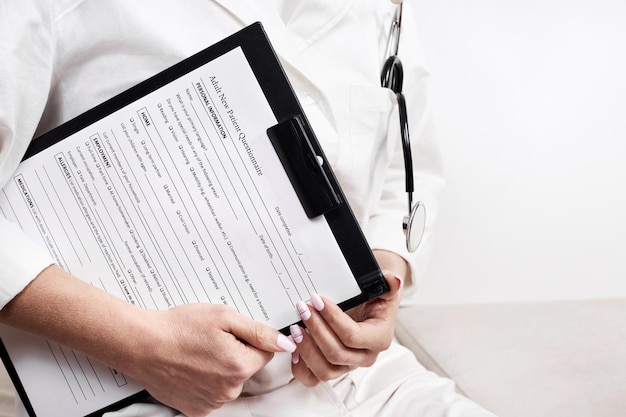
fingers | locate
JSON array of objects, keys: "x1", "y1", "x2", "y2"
[
  {"x1": 306, "y1": 288, "x2": 398, "y2": 352},
  {"x1": 122, "y1": 304, "x2": 295, "y2": 416},
  {"x1": 378, "y1": 270, "x2": 404, "y2": 300},
  {"x1": 290, "y1": 298, "x2": 377, "y2": 377},
  {"x1": 225, "y1": 311, "x2": 296, "y2": 354},
  {"x1": 290, "y1": 338, "x2": 321, "y2": 387},
  {"x1": 299, "y1": 297, "x2": 366, "y2": 351},
  {"x1": 289, "y1": 322, "x2": 354, "y2": 383},
  {"x1": 371, "y1": 249, "x2": 408, "y2": 295},
  {"x1": 289, "y1": 275, "x2": 403, "y2": 384},
  {"x1": 142, "y1": 383, "x2": 225, "y2": 417}
]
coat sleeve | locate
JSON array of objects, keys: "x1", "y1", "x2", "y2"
[{"x1": 0, "y1": 0, "x2": 56, "y2": 308}]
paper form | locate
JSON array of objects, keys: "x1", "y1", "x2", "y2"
[{"x1": 0, "y1": 47, "x2": 360, "y2": 416}]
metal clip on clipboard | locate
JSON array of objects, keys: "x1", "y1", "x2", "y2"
[{"x1": 267, "y1": 116, "x2": 341, "y2": 218}]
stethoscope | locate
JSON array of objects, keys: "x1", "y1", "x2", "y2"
[{"x1": 381, "y1": 0, "x2": 426, "y2": 253}]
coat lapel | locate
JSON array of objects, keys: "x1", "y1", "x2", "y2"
[{"x1": 212, "y1": 0, "x2": 354, "y2": 83}]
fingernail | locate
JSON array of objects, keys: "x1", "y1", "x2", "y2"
[
  {"x1": 277, "y1": 333, "x2": 296, "y2": 353},
  {"x1": 310, "y1": 294, "x2": 324, "y2": 311},
  {"x1": 291, "y1": 350, "x2": 300, "y2": 364},
  {"x1": 394, "y1": 275, "x2": 404, "y2": 289},
  {"x1": 290, "y1": 324, "x2": 304, "y2": 344},
  {"x1": 296, "y1": 300, "x2": 311, "y2": 320}
]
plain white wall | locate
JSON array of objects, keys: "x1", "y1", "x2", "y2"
[{"x1": 410, "y1": 0, "x2": 626, "y2": 304}]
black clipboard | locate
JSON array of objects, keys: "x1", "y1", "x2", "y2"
[{"x1": 0, "y1": 22, "x2": 388, "y2": 417}]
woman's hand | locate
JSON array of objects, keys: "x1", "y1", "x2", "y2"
[
  {"x1": 289, "y1": 250, "x2": 407, "y2": 386},
  {"x1": 132, "y1": 304, "x2": 297, "y2": 416}
]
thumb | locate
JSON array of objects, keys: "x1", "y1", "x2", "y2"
[
  {"x1": 227, "y1": 315, "x2": 296, "y2": 353},
  {"x1": 378, "y1": 270, "x2": 403, "y2": 300}
]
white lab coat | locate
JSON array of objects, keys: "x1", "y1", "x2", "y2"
[{"x1": 1, "y1": 1, "x2": 493, "y2": 416}]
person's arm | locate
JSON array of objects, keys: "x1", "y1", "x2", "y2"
[{"x1": 0, "y1": 264, "x2": 296, "y2": 417}]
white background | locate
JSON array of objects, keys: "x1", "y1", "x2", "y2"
[{"x1": 409, "y1": 0, "x2": 626, "y2": 304}]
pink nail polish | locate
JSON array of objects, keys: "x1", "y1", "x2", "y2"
[
  {"x1": 310, "y1": 294, "x2": 324, "y2": 311},
  {"x1": 276, "y1": 334, "x2": 296, "y2": 353},
  {"x1": 291, "y1": 350, "x2": 300, "y2": 364},
  {"x1": 296, "y1": 300, "x2": 311, "y2": 320},
  {"x1": 394, "y1": 275, "x2": 404, "y2": 289},
  {"x1": 290, "y1": 324, "x2": 304, "y2": 344}
]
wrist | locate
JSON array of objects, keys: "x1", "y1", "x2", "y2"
[{"x1": 0, "y1": 265, "x2": 156, "y2": 375}]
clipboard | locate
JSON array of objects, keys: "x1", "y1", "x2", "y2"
[{"x1": 0, "y1": 22, "x2": 388, "y2": 417}]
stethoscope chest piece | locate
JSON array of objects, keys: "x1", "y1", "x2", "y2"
[{"x1": 403, "y1": 201, "x2": 426, "y2": 253}]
